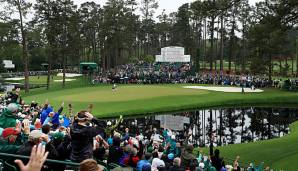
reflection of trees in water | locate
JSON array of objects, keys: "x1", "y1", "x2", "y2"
[{"x1": 115, "y1": 107, "x2": 297, "y2": 147}]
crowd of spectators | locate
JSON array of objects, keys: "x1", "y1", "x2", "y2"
[
  {"x1": 92, "y1": 62, "x2": 281, "y2": 89},
  {"x1": 0, "y1": 88, "x2": 275, "y2": 171}
]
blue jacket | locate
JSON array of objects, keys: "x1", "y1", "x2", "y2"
[{"x1": 41, "y1": 106, "x2": 53, "y2": 124}]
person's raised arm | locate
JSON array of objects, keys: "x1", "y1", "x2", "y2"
[
  {"x1": 15, "y1": 144, "x2": 49, "y2": 171},
  {"x1": 110, "y1": 115, "x2": 123, "y2": 132},
  {"x1": 85, "y1": 112, "x2": 106, "y2": 137},
  {"x1": 57, "y1": 102, "x2": 64, "y2": 114},
  {"x1": 43, "y1": 99, "x2": 49, "y2": 109}
]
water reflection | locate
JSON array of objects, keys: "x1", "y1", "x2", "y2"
[{"x1": 116, "y1": 108, "x2": 298, "y2": 147}]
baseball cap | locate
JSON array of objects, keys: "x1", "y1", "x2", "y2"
[
  {"x1": 29, "y1": 130, "x2": 43, "y2": 141},
  {"x1": 7, "y1": 103, "x2": 19, "y2": 113},
  {"x1": 168, "y1": 153, "x2": 174, "y2": 160}
]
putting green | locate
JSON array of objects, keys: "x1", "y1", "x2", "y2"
[
  {"x1": 21, "y1": 84, "x2": 298, "y2": 169},
  {"x1": 54, "y1": 85, "x2": 208, "y2": 102},
  {"x1": 23, "y1": 84, "x2": 298, "y2": 118}
]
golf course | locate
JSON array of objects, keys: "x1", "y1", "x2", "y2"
[
  {"x1": 4, "y1": 76, "x2": 296, "y2": 170},
  {"x1": 22, "y1": 81, "x2": 298, "y2": 118}
]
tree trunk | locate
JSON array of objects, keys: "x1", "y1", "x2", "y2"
[
  {"x1": 47, "y1": 62, "x2": 51, "y2": 90},
  {"x1": 240, "y1": 109, "x2": 245, "y2": 143},
  {"x1": 279, "y1": 59, "x2": 282, "y2": 74},
  {"x1": 229, "y1": 9, "x2": 236, "y2": 74},
  {"x1": 296, "y1": 38, "x2": 298, "y2": 76},
  {"x1": 269, "y1": 54, "x2": 272, "y2": 82},
  {"x1": 209, "y1": 15, "x2": 215, "y2": 71},
  {"x1": 285, "y1": 57, "x2": 288, "y2": 77},
  {"x1": 296, "y1": 47, "x2": 298, "y2": 77},
  {"x1": 204, "y1": 19, "x2": 207, "y2": 69},
  {"x1": 215, "y1": 20, "x2": 220, "y2": 72},
  {"x1": 209, "y1": 109, "x2": 213, "y2": 155},
  {"x1": 292, "y1": 57, "x2": 294, "y2": 76},
  {"x1": 241, "y1": 21, "x2": 246, "y2": 73},
  {"x1": 219, "y1": 109, "x2": 223, "y2": 146},
  {"x1": 220, "y1": 15, "x2": 224, "y2": 72},
  {"x1": 17, "y1": 0, "x2": 29, "y2": 93},
  {"x1": 62, "y1": 51, "x2": 66, "y2": 88}
]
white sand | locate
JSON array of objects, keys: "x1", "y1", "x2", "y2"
[
  {"x1": 56, "y1": 73, "x2": 82, "y2": 78},
  {"x1": 183, "y1": 86, "x2": 264, "y2": 93},
  {"x1": 54, "y1": 79, "x2": 76, "y2": 82},
  {"x1": 4, "y1": 77, "x2": 25, "y2": 81}
]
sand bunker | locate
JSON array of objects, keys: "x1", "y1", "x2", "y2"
[
  {"x1": 5, "y1": 77, "x2": 25, "y2": 81},
  {"x1": 183, "y1": 86, "x2": 264, "y2": 93},
  {"x1": 54, "y1": 79, "x2": 76, "y2": 82},
  {"x1": 56, "y1": 73, "x2": 82, "y2": 78}
]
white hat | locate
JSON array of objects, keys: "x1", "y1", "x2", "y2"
[
  {"x1": 152, "y1": 158, "x2": 165, "y2": 170},
  {"x1": 29, "y1": 130, "x2": 43, "y2": 141},
  {"x1": 171, "y1": 135, "x2": 176, "y2": 140},
  {"x1": 199, "y1": 162, "x2": 205, "y2": 168},
  {"x1": 7, "y1": 103, "x2": 18, "y2": 113}
]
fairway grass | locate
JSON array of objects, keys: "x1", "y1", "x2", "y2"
[
  {"x1": 21, "y1": 84, "x2": 298, "y2": 170},
  {"x1": 55, "y1": 85, "x2": 207, "y2": 102},
  {"x1": 22, "y1": 84, "x2": 298, "y2": 118},
  {"x1": 200, "y1": 121, "x2": 298, "y2": 171}
]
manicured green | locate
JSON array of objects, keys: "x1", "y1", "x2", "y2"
[
  {"x1": 200, "y1": 121, "x2": 298, "y2": 171},
  {"x1": 20, "y1": 82, "x2": 298, "y2": 170},
  {"x1": 22, "y1": 84, "x2": 298, "y2": 118}
]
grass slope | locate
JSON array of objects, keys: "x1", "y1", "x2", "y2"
[{"x1": 201, "y1": 121, "x2": 298, "y2": 171}]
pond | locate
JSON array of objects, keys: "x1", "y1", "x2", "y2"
[{"x1": 113, "y1": 107, "x2": 298, "y2": 147}]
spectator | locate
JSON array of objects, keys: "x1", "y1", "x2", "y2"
[
  {"x1": 180, "y1": 144, "x2": 198, "y2": 170},
  {"x1": 211, "y1": 149, "x2": 225, "y2": 171},
  {"x1": 0, "y1": 103, "x2": 19, "y2": 128},
  {"x1": 136, "y1": 153, "x2": 152, "y2": 171},
  {"x1": 169, "y1": 158, "x2": 184, "y2": 171},
  {"x1": 70, "y1": 111, "x2": 106, "y2": 162},
  {"x1": 151, "y1": 151, "x2": 165, "y2": 171},
  {"x1": 123, "y1": 147, "x2": 139, "y2": 167},
  {"x1": 108, "y1": 135, "x2": 124, "y2": 164}
]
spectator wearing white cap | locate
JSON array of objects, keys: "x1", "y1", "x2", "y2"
[
  {"x1": 0, "y1": 103, "x2": 19, "y2": 128},
  {"x1": 151, "y1": 151, "x2": 166, "y2": 171}
]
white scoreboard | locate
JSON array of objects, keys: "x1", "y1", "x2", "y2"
[{"x1": 156, "y1": 46, "x2": 190, "y2": 63}]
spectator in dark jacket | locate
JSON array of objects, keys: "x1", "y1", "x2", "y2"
[
  {"x1": 16, "y1": 130, "x2": 45, "y2": 156},
  {"x1": 211, "y1": 149, "x2": 225, "y2": 171},
  {"x1": 169, "y1": 158, "x2": 184, "y2": 171},
  {"x1": 108, "y1": 136, "x2": 124, "y2": 164},
  {"x1": 70, "y1": 111, "x2": 106, "y2": 163},
  {"x1": 16, "y1": 130, "x2": 59, "y2": 171},
  {"x1": 180, "y1": 143, "x2": 197, "y2": 169}
]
